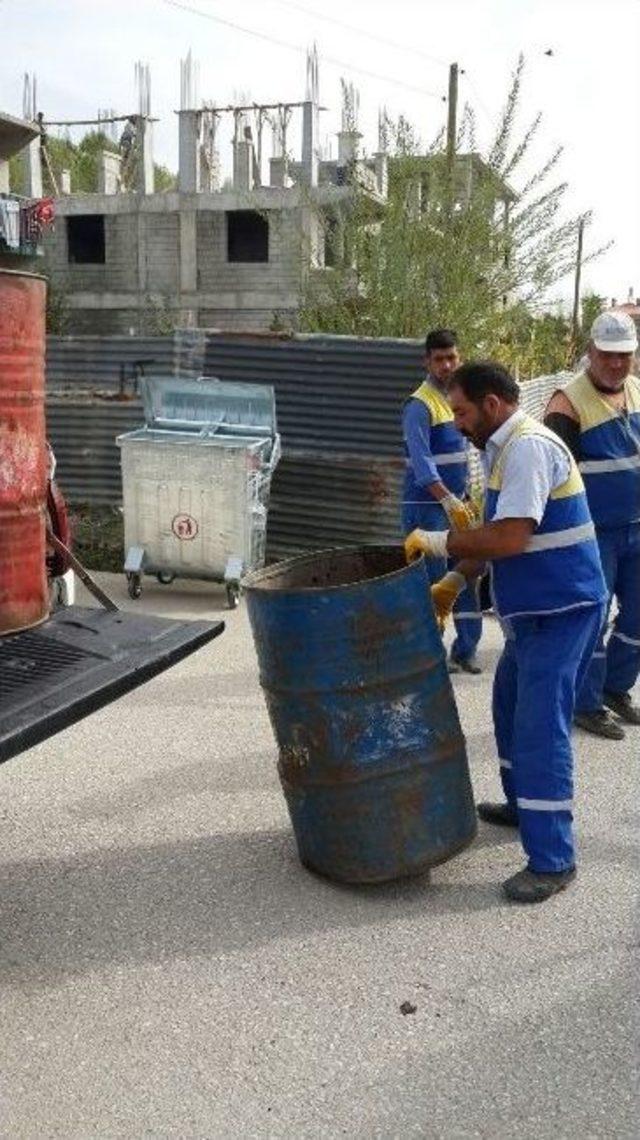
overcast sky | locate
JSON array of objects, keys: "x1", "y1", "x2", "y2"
[{"x1": 2, "y1": 0, "x2": 639, "y2": 307}]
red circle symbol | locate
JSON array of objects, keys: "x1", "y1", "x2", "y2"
[{"x1": 171, "y1": 513, "x2": 199, "y2": 540}]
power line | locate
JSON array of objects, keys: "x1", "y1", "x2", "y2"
[
  {"x1": 462, "y1": 73, "x2": 498, "y2": 136},
  {"x1": 213, "y1": 0, "x2": 451, "y2": 70},
  {"x1": 160, "y1": 0, "x2": 443, "y2": 100}
]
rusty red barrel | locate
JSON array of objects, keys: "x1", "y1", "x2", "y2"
[{"x1": 0, "y1": 269, "x2": 48, "y2": 635}]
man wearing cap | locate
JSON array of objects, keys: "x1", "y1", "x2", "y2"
[
  {"x1": 544, "y1": 311, "x2": 640, "y2": 739},
  {"x1": 402, "y1": 328, "x2": 483, "y2": 673}
]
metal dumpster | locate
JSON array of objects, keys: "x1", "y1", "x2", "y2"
[
  {"x1": 245, "y1": 544, "x2": 477, "y2": 884},
  {"x1": 117, "y1": 375, "x2": 281, "y2": 607}
]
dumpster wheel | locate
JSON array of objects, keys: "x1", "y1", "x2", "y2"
[
  {"x1": 226, "y1": 583, "x2": 240, "y2": 609},
  {"x1": 127, "y1": 572, "x2": 142, "y2": 600},
  {"x1": 157, "y1": 571, "x2": 175, "y2": 585}
]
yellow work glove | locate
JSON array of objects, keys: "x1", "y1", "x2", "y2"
[
  {"x1": 440, "y1": 493, "x2": 476, "y2": 531},
  {"x1": 404, "y1": 528, "x2": 449, "y2": 563},
  {"x1": 430, "y1": 570, "x2": 466, "y2": 632}
]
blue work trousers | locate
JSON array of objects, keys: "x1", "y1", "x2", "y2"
[
  {"x1": 575, "y1": 522, "x2": 640, "y2": 713},
  {"x1": 493, "y1": 603, "x2": 605, "y2": 872},
  {"x1": 402, "y1": 501, "x2": 482, "y2": 661}
]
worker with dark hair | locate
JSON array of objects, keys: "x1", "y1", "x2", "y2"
[
  {"x1": 401, "y1": 328, "x2": 483, "y2": 673},
  {"x1": 544, "y1": 310, "x2": 640, "y2": 740},
  {"x1": 406, "y1": 360, "x2": 607, "y2": 903}
]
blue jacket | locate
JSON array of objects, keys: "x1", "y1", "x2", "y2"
[
  {"x1": 562, "y1": 371, "x2": 640, "y2": 528},
  {"x1": 486, "y1": 415, "x2": 606, "y2": 619},
  {"x1": 402, "y1": 380, "x2": 468, "y2": 506}
]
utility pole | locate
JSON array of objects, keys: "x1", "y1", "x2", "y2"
[
  {"x1": 444, "y1": 62, "x2": 459, "y2": 225},
  {"x1": 571, "y1": 216, "x2": 585, "y2": 356}
]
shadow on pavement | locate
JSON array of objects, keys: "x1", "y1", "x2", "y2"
[{"x1": 0, "y1": 827, "x2": 503, "y2": 986}]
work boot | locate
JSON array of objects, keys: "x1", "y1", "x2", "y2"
[
  {"x1": 603, "y1": 691, "x2": 640, "y2": 725},
  {"x1": 449, "y1": 653, "x2": 482, "y2": 675},
  {"x1": 477, "y1": 801, "x2": 518, "y2": 827},
  {"x1": 503, "y1": 866, "x2": 577, "y2": 903},
  {"x1": 574, "y1": 709, "x2": 625, "y2": 740}
]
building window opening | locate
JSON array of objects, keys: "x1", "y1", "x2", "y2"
[
  {"x1": 226, "y1": 210, "x2": 269, "y2": 263},
  {"x1": 323, "y1": 213, "x2": 340, "y2": 268},
  {"x1": 67, "y1": 215, "x2": 106, "y2": 264}
]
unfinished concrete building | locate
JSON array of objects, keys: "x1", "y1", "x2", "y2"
[{"x1": 38, "y1": 53, "x2": 388, "y2": 334}]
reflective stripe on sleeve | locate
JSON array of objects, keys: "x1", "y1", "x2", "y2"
[
  {"x1": 517, "y1": 797, "x2": 573, "y2": 812},
  {"x1": 432, "y1": 450, "x2": 468, "y2": 465},
  {"x1": 524, "y1": 521, "x2": 595, "y2": 553},
  {"x1": 579, "y1": 455, "x2": 640, "y2": 474},
  {"x1": 405, "y1": 451, "x2": 467, "y2": 467}
]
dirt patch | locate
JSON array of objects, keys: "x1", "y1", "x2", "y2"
[{"x1": 67, "y1": 502, "x2": 124, "y2": 572}]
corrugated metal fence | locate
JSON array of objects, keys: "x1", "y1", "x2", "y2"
[{"x1": 45, "y1": 332, "x2": 567, "y2": 560}]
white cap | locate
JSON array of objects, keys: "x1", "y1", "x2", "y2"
[{"x1": 591, "y1": 310, "x2": 638, "y2": 353}]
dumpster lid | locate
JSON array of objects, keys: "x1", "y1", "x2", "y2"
[
  {"x1": 0, "y1": 606, "x2": 224, "y2": 765},
  {"x1": 140, "y1": 375, "x2": 277, "y2": 437}
]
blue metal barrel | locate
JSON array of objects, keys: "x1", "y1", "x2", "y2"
[{"x1": 244, "y1": 545, "x2": 476, "y2": 883}]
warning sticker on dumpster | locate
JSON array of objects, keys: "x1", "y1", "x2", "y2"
[{"x1": 171, "y1": 513, "x2": 199, "y2": 540}]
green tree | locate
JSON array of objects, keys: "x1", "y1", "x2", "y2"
[
  {"x1": 9, "y1": 129, "x2": 176, "y2": 194},
  {"x1": 302, "y1": 56, "x2": 609, "y2": 377},
  {"x1": 575, "y1": 292, "x2": 604, "y2": 358}
]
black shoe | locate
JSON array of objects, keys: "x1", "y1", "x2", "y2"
[
  {"x1": 503, "y1": 866, "x2": 577, "y2": 903},
  {"x1": 450, "y1": 654, "x2": 482, "y2": 675},
  {"x1": 603, "y1": 691, "x2": 640, "y2": 725},
  {"x1": 477, "y1": 801, "x2": 518, "y2": 827},
  {"x1": 574, "y1": 709, "x2": 625, "y2": 740}
]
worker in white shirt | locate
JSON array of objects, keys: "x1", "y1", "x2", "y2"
[{"x1": 406, "y1": 361, "x2": 607, "y2": 903}]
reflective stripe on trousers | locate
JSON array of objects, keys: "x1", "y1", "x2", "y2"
[
  {"x1": 492, "y1": 603, "x2": 604, "y2": 872},
  {"x1": 576, "y1": 521, "x2": 640, "y2": 712}
]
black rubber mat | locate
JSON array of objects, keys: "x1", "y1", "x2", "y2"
[{"x1": 0, "y1": 606, "x2": 224, "y2": 764}]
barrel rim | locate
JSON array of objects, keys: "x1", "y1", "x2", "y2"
[
  {"x1": 243, "y1": 543, "x2": 423, "y2": 595},
  {"x1": 0, "y1": 267, "x2": 47, "y2": 282}
]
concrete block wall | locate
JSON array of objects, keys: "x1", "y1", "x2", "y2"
[
  {"x1": 57, "y1": 308, "x2": 136, "y2": 335},
  {"x1": 104, "y1": 214, "x2": 139, "y2": 291},
  {"x1": 45, "y1": 213, "x2": 139, "y2": 292},
  {"x1": 197, "y1": 308, "x2": 298, "y2": 331},
  {"x1": 141, "y1": 212, "x2": 179, "y2": 293},
  {"x1": 196, "y1": 208, "x2": 302, "y2": 295},
  {"x1": 43, "y1": 197, "x2": 311, "y2": 334}
]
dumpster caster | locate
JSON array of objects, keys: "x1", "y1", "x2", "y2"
[
  {"x1": 127, "y1": 572, "x2": 142, "y2": 600},
  {"x1": 157, "y1": 571, "x2": 175, "y2": 585},
  {"x1": 226, "y1": 583, "x2": 240, "y2": 609}
]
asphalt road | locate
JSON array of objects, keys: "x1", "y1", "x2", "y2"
[{"x1": 1, "y1": 573, "x2": 637, "y2": 1138}]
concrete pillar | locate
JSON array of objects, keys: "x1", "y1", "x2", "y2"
[
  {"x1": 179, "y1": 208, "x2": 198, "y2": 327},
  {"x1": 337, "y1": 130, "x2": 361, "y2": 165},
  {"x1": 233, "y1": 139, "x2": 254, "y2": 191},
  {"x1": 406, "y1": 179, "x2": 422, "y2": 220},
  {"x1": 178, "y1": 109, "x2": 201, "y2": 193},
  {"x1": 137, "y1": 211, "x2": 148, "y2": 331},
  {"x1": 0, "y1": 160, "x2": 9, "y2": 194},
  {"x1": 137, "y1": 116, "x2": 155, "y2": 194},
  {"x1": 301, "y1": 206, "x2": 321, "y2": 269},
  {"x1": 301, "y1": 100, "x2": 318, "y2": 187},
  {"x1": 21, "y1": 136, "x2": 43, "y2": 197},
  {"x1": 373, "y1": 152, "x2": 388, "y2": 199},
  {"x1": 269, "y1": 156, "x2": 291, "y2": 188},
  {"x1": 60, "y1": 168, "x2": 71, "y2": 194},
  {"x1": 98, "y1": 151, "x2": 121, "y2": 195},
  {"x1": 200, "y1": 144, "x2": 220, "y2": 192}
]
